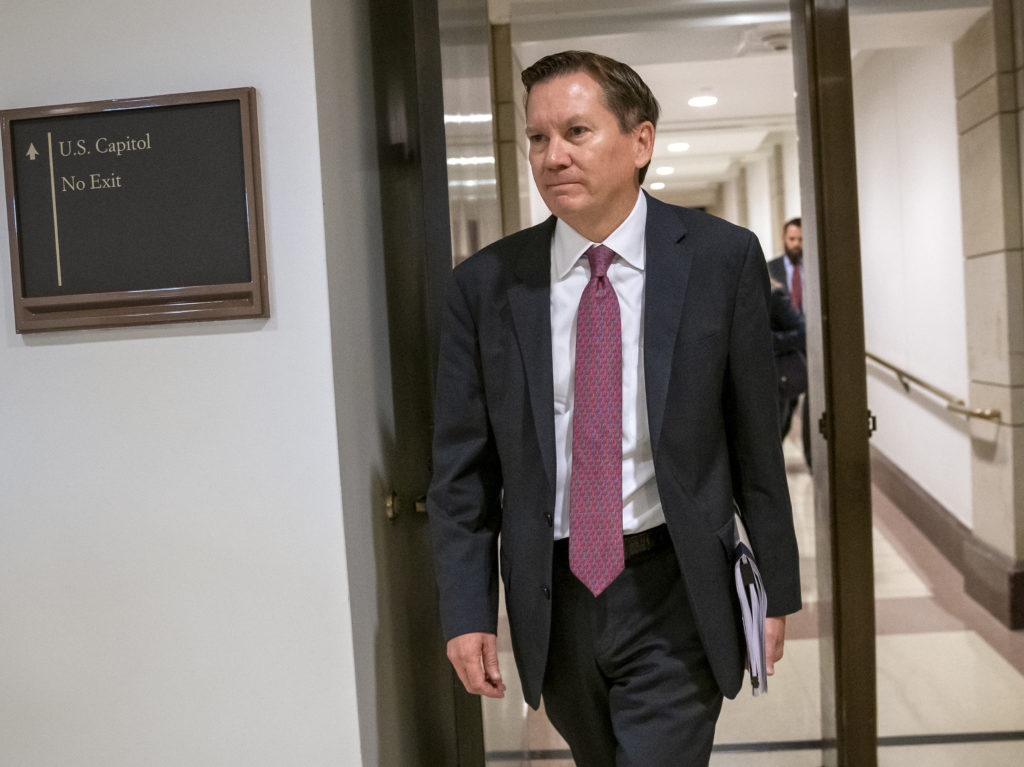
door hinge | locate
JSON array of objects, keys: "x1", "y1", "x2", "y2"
[
  {"x1": 868, "y1": 410, "x2": 877, "y2": 438},
  {"x1": 818, "y1": 411, "x2": 829, "y2": 440},
  {"x1": 385, "y1": 491, "x2": 400, "y2": 521}
]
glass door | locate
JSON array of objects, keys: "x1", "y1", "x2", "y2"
[{"x1": 847, "y1": 1, "x2": 1024, "y2": 764}]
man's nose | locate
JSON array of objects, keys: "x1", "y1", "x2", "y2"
[{"x1": 544, "y1": 137, "x2": 570, "y2": 168}]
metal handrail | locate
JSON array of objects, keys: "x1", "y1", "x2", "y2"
[{"x1": 865, "y1": 351, "x2": 1002, "y2": 422}]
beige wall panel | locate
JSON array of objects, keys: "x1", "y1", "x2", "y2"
[
  {"x1": 1014, "y1": 0, "x2": 1024, "y2": 69},
  {"x1": 957, "y1": 72, "x2": 1015, "y2": 133},
  {"x1": 970, "y1": 380, "x2": 1024, "y2": 427},
  {"x1": 971, "y1": 421, "x2": 1024, "y2": 557},
  {"x1": 959, "y1": 114, "x2": 1022, "y2": 256},
  {"x1": 954, "y1": 11, "x2": 998, "y2": 97},
  {"x1": 964, "y1": 249, "x2": 1024, "y2": 385}
]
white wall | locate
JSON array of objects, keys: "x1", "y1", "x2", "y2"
[
  {"x1": 0, "y1": 1, "x2": 364, "y2": 764},
  {"x1": 854, "y1": 46, "x2": 972, "y2": 526}
]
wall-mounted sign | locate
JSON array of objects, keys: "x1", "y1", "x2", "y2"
[{"x1": 1, "y1": 87, "x2": 267, "y2": 333}]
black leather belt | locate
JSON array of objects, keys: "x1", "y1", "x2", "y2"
[
  {"x1": 623, "y1": 524, "x2": 671, "y2": 562},
  {"x1": 556, "y1": 524, "x2": 671, "y2": 564}
]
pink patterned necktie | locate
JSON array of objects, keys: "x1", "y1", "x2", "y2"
[
  {"x1": 569, "y1": 244, "x2": 623, "y2": 596},
  {"x1": 790, "y1": 265, "x2": 802, "y2": 312}
]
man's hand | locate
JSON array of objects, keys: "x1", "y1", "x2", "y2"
[
  {"x1": 765, "y1": 616, "x2": 787, "y2": 675},
  {"x1": 447, "y1": 632, "x2": 507, "y2": 698}
]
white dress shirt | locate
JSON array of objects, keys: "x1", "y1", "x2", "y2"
[{"x1": 549, "y1": 191, "x2": 664, "y2": 539}]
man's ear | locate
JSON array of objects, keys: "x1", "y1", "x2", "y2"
[{"x1": 633, "y1": 121, "x2": 655, "y2": 169}]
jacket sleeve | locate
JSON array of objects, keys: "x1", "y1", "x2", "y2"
[
  {"x1": 770, "y1": 287, "x2": 806, "y2": 355},
  {"x1": 723, "y1": 234, "x2": 803, "y2": 617},
  {"x1": 426, "y1": 269, "x2": 503, "y2": 641}
]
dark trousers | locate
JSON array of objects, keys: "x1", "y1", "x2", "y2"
[
  {"x1": 779, "y1": 393, "x2": 812, "y2": 469},
  {"x1": 542, "y1": 536, "x2": 723, "y2": 767}
]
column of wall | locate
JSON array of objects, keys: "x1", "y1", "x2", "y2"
[
  {"x1": 770, "y1": 142, "x2": 786, "y2": 250},
  {"x1": 717, "y1": 136, "x2": 798, "y2": 253},
  {"x1": 782, "y1": 131, "x2": 801, "y2": 223},
  {"x1": 490, "y1": 24, "x2": 521, "y2": 237},
  {"x1": 955, "y1": 0, "x2": 1024, "y2": 627}
]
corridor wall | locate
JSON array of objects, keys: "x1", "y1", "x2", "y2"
[
  {"x1": 0, "y1": 1, "x2": 368, "y2": 763},
  {"x1": 853, "y1": 44, "x2": 973, "y2": 527}
]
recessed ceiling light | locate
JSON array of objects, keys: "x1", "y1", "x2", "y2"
[
  {"x1": 650, "y1": 182, "x2": 666, "y2": 190},
  {"x1": 667, "y1": 142, "x2": 691, "y2": 152},
  {"x1": 655, "y1": 166, "x2": 675, "y2": 176},
  {"x1": 688, "y1": 94, "x2": 718, "y2": 108}
]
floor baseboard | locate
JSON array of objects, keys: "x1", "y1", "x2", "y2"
[{"x1": 870, "y1": 446, "x2": 1023, "y2": 630}]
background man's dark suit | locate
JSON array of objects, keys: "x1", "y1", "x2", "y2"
[
  {"x1": 767, "y1": 253, "x2": 811, "y2": 466},
  {"x1": 766, "y1": 253, "x2": 789, "y2": 294},
  {"x1": 428, "y1": 192, "x2": 802, "y2": 709}
]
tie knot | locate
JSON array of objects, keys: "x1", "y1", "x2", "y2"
[{"x1": 585, "y1": 244, "x2": 616, "y2": 279}]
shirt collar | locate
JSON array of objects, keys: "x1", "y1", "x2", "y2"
[{"x1": 552, "y1": 190, "x2": 647, "y2": 279}]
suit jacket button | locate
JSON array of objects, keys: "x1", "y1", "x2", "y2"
[
  {"x1": 544, "y1": 513, "x2": 553, "y2": 527},
  {"x1": 541, "y1": 585, "x2": 551, "y2": 599}
]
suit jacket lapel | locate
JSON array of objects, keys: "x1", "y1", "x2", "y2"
[
  {"x1": 508, "y1": 218, "x2": 558, "y2": 492},
  {"x1": 643, "y1": 195, "x2": 692, "y2": 455}
]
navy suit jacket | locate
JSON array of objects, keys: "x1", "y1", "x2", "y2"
[
  {"x1": 767, "y1": 254, "x2": 791, "y2": 299},
  {"x1": 427, "y1": 193, "x2": 801, "y2": 707}
]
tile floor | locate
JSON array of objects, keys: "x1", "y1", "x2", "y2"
[{"x1": 481, "y1": 425, "x2": 1024, "y2": 765}]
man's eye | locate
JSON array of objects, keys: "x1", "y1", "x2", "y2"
[
  {"x1": 569, "y1": 126, "x2": 588, "y2": 137},
  {"x1": 528, "y1": 134, "x2": 545, "y2": 144}
]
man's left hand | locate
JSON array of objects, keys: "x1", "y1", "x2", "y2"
[{"x1": 765, "y1": 616, "x2": 787, "y2": 675}]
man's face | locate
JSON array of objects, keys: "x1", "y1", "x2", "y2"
[
  {"x1": 525, "y1": 72, "x2": 654, "y2": 242},
  {"x1": 783, "y1": 224, "x2": 803, "y2": 263}
]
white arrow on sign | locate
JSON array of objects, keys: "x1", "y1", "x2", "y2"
[{"x1": 26, "y1": 143, "x2": 39, "y2": 160}]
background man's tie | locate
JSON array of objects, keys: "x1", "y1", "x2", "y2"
[
  {"x1": 790, "y1": 265, "x2": 803, "y2": 312},
  {"x1": 569, "y1": 244, "x2": 623, "y2": 596}
]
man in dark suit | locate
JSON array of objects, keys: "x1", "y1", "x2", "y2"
[
  {"x1": 427, "y1": 51, "x2": 801, "y2": 766},
  {"x1": 767, "y1": 218, "x2": 811, "y2": 467},
  {"x1": 767, "y1": 218, "x2": 803, "y2": 301}
]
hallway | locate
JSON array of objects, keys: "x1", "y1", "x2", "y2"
[{"x1": 481, "y1": 425, "x2": 1024, "y2": 765}]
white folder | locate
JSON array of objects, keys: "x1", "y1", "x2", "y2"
[{"x1": 734, "y1": 512, "x2": 768, "y2": 696}]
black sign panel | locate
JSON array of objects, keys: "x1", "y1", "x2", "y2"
[{"x1": 2, "y1": 88, "x2": 267, "y2": 332}]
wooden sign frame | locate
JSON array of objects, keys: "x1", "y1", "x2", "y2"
[{"x1": 1, "y1": 87, "x2": 268, "y2": 333}]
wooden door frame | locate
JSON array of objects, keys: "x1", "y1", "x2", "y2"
[
  {"x1": 791, "y1": 2, "x2": 878, "y2": 765},
  {"x1": 403, "y1": 1, "x2": 881, "y2": 762},
  {"x1": 367, "y1": 0, "x2": 486, "y2": 762}
]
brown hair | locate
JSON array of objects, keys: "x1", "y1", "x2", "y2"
[{"x1": 522, "y1": 50, "x2": 660, "y2": 183}]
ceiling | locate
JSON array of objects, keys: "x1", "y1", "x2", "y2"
[{"x1": 481, "y1": 0, "x2": 989, "y2": 206}]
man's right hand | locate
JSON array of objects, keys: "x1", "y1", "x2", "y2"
[{"x1": 447, "y1": 632, "x2": 507, "y2": 698}]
